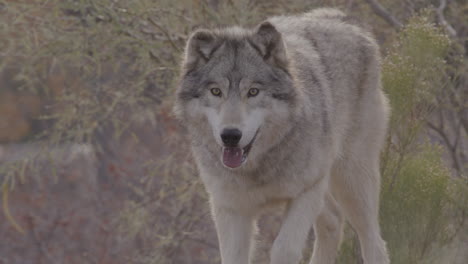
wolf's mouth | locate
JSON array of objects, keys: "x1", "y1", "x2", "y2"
[{"x1": 222, "y1": 130, "x2": 259, "y2": 169}]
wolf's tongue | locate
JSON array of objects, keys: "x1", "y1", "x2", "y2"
[{"x1": 223, "y1": 147, "x2": 243, "y2": 168}]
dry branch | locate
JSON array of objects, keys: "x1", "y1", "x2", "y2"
[
  {"x1": 436, "y1": 0, "x2": 457, "y2": 37},
  {"x1": 363, "y1": 0, "x2": 403, "y2": 29}
]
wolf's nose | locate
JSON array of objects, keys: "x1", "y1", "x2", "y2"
[{"x1": 221, "y1": 128, "x2": 242, "y2": 147}]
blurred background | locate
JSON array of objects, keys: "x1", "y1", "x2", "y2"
[{"x1": 0, "y1": 0, "x2": 467, "y2": 263}]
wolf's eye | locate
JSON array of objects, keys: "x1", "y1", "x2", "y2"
[
  {"x1": 210, "y1": 88, "x2": 222, "y2": 97},
  {"x1": 248, "y1": 88, "x2": 259, "y2": 97}
]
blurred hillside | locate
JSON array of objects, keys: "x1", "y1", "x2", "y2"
[{"x1": 0, "y1": 1, "x2": 467, "y2": 264}]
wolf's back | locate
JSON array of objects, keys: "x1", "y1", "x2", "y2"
[{"x1": 269, "y1": 8, "x2": 387, "y2": 156}]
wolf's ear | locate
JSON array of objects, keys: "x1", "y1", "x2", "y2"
[
  {"x1": 251, "y1": 22, "x2": 288, "y2": 69},
  {"x1": 183, "y1": 29, "x2": 220, "y2": 72}
]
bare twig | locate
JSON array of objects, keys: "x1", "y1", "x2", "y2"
[
  {"x1": 388, "y1": 150, "x2": 405, "y2": 192},
  {"x1": 148, "y1": 18, "x2": 183, "y2": 53},
  {"x1": 436, "y1": 0, "x2": 457, "y2": 38},
  {"x1": 363, "y1": 0, "x2": 403, "y2": 29},
  {"x1": 187, "y1": 237, "x2": 219, "y2": 250},
  {"x1": 403, "y1": 0, "x2": 416, "y2": 14},
  {"x1": 426, "y1": 119, "x2": 462, "y2": 177},
  {"x1": 27, "y1": 216, "x2": 60, "y2": 264}
]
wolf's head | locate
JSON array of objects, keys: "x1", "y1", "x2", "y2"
[{"x1": 175, "y1": 22, "x2": 298, "y2": 170}]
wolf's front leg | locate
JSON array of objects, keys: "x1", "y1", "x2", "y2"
[
  {"x1": 212, "y1": 206, "x2": 254, "y2": 264},
  {"x1": 270, "y1": 181, "x2": 326, "y2": 264}
]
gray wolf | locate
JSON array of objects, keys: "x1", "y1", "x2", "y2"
[{"x1": 174, "y1": 8, "x2": 390, "y2": 264}]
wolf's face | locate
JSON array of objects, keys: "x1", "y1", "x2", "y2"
[{"x1": 175, "y1": 22, "x2": 297, "y2": 169}]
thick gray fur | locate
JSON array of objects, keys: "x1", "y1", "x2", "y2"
[{"x1": 174, "y1": 8, "x2": 390, "y2": 264}]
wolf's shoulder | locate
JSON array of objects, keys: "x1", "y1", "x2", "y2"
[
  {"x1": 303, "y1": 8, "x2": 346, "y2": 20},
  {"x1": 269, "y1": 8, "x2": 367, "y2": 34},
  {"x1": 269, "y1": 8, "x2": 377, "y2": 53}
]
